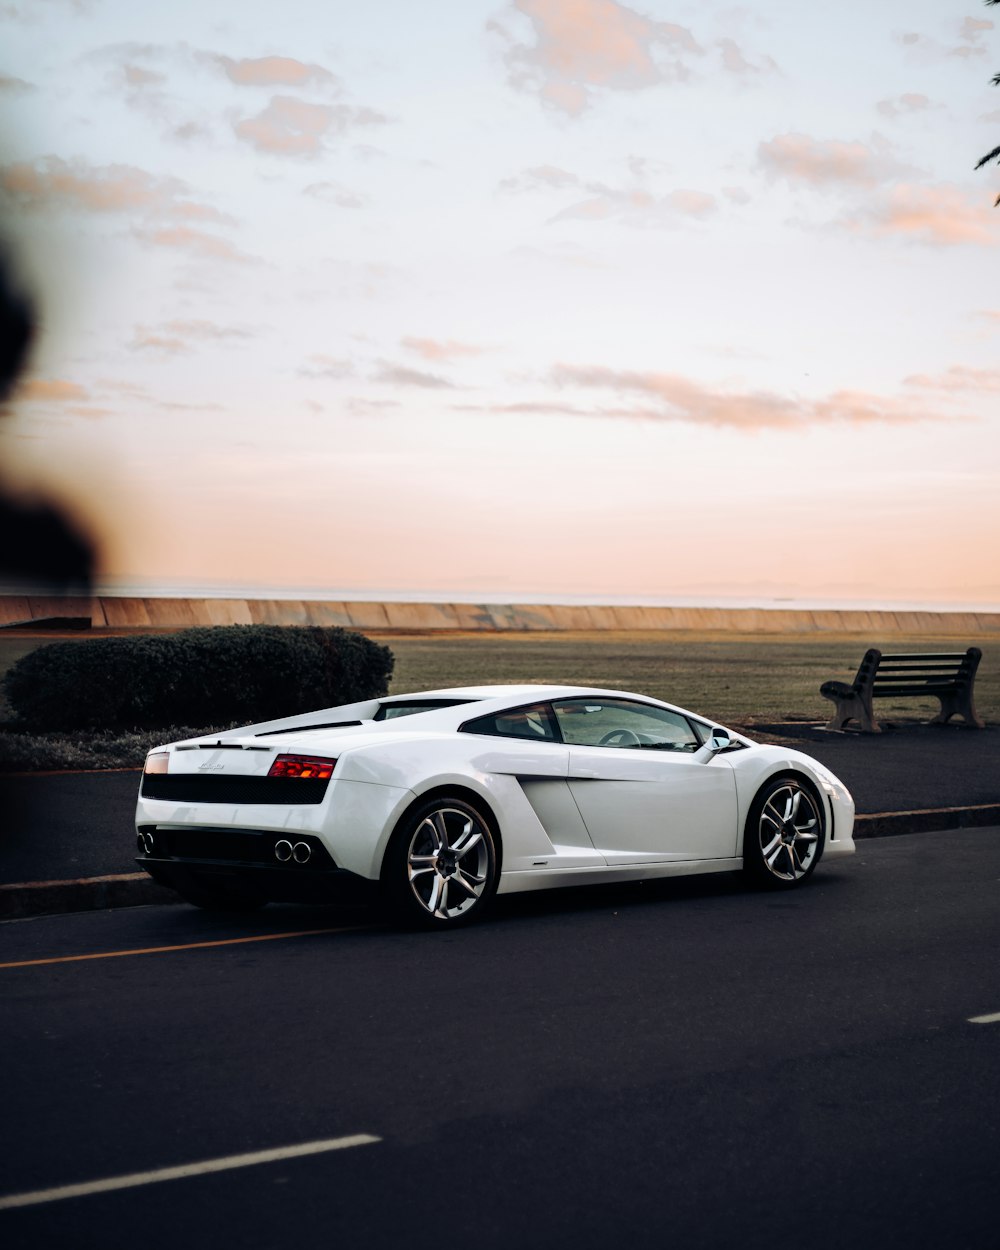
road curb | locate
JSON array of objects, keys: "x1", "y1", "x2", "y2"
[
  {"x1": 0, "y1": 872, "x2": 180, "y2": 921},
  {"x1": 4, "y1": 804, "x2": 1000, "y2": 921},
  {"x1": 853, "y1": 803, "x2": 1000, "y2": 839}
]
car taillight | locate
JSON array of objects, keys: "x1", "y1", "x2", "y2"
[
  {"x1": 267, "y1": 754, "x2": 337, "y2": 780},
  {"x1": 144, "y1": 751, "x2": 169, "y2": 775}
]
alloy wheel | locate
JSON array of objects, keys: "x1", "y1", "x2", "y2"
[
  {"x1": 406, "y1": 805, "x2": 491, "y2": 921},
  {"x1": 757, "y1": 782, "x2": 821, "y2": 882}
]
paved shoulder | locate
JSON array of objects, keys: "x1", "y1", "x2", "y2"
[{"x1": 1, "y1": 771, "x2": 141, "y2": 883}]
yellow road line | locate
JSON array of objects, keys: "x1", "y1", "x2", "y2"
[{"x1": 0, "y1": 925, "x2": 369, "y2": 970}]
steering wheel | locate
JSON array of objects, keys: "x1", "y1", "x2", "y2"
[{"x1": 598, "y1": 728, "x2": 641, "y2": 747}]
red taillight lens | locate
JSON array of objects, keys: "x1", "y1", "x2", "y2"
[
  {"x1": 267, "y1": 754, "x2": 336, "y2": 780},
  {"x1": 144, "y1": 751, "x2": 169, "y2": 775}
]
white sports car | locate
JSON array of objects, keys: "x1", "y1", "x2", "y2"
[{"x1": 135, "y1": 684, "x2": 855, "y2": 927}]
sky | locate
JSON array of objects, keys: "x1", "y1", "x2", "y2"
[{"x1": 0, "y1": 0, "x2": 999, "y2": 608}]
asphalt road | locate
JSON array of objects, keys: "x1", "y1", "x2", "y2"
[
  {"x1": 1, "y1": 769, "x2": 140, "y2": 882},
  {"x1": 1, "y1": 828, "x2": 998, "y2": 1249},
  {"x1": 3, "y1": 725, "x2": 999, "y2": 884}
]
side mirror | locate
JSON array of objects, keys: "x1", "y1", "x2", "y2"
[{"x1": 707, "y1": 727, "x2": 731, "y2": 754}]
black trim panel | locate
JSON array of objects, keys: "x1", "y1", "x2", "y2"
[{"x1": 140, "y1": 774, "x2": 330, "y2": 804}]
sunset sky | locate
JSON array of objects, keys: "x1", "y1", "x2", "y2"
[{"x1": 1, "y1": 0, "x2": 999, "y2": 607}]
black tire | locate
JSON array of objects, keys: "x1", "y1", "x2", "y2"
[
  {"x1": 743, "y1": 775, "x2": 824, "y2": 890},
  {"x1": 173, "y1": 876, "x2": 268, "y2": 912},
  {"x1": 382, "y1": 795, "x2": 499, "y2": 928}
]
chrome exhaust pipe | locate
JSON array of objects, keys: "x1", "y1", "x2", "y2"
[
  {"x1": 292, "y1": 841, "x2": 312, "y2": 864},
  {"x1": 138, "y1": 831, "x2": 155, "y2": 855},
  {"x1": 275, "y1": 839, "x2": 293, "y2": 862}
]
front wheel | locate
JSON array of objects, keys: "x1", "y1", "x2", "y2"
[
  {"x1": 743, "y1": 776, "x2": 824, "y2": 889},
  {"x1": 383, "y1": 796, "x2": 498, "y2": 928}
]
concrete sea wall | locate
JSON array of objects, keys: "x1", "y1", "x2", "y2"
[{"x1": 2, "y1": 595, "x2": 999, "y2": 634}]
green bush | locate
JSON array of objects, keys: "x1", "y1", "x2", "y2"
[
  {"x1": 1, "y1": 626, "x2": 395, "y2": 731},
  {"x1": 0, "y1": 726, "x2": 229, "y2": 772}
]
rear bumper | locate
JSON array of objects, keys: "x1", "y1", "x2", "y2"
[{"x1": 135, "y1": 851, "x2": 376, "y2": 906}]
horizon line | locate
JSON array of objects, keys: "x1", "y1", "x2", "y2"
[{"x1": 2, "y1": 584, "x2": 1000, "y2": 616}]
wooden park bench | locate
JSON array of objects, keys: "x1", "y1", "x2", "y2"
[{"x1": 820, "y1": 647, "x2": 985, "y2": 733}]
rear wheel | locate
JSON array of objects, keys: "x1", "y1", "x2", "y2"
[
  {"x1": 383, "y1": 796, "x2": 498, "y2": 928},
  {"x1": 743, "y1": 776, "x2": 823, "y2": 889}
]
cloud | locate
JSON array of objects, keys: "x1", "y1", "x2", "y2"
[
  {"x1": 545, "y1": 363, "x2": 949, "y2": 429},
  {"x1": 0, "y1": 73, "x2": 34, "y2": 93},
  {"x1": 216, "y1": 55, "x2": 338, "y2": 89},
  {"x1": 138, "y1": 225, "x2": 257, "y2": 264},
  {"x1": 455, "y1": 400, "x2": 593, "y2": 417},
  {"x1": 16, "y1": 378, "x2": 88, "y2": 403},
  {"x1": 716, "y1": 37, "x2": 778, "y2": 78},
  {"x1": 501, "y1": 161, "x2": 716, "y2": 227},
  {"x1": 3, "y1": 0, "x2": 97, "y2": 16},
  {"x1": 372, "y1": 361, "x2": 455, "y2": 389},
  {"x1": 758, "y1": 132, "x2": 917, "y2": 188},
  {"x1": 352, "y1": 142, "x2": 387, "y2": 162},
  {"x1": 401, "y1": 337, "x2": 488, "y2": 362},
  {"x1": 348, "y1": 397, "x2": 401, "y2": 414},
  {"x1": 499, "y1": 164, "x2": 581, "y2": 192},
  {"x1": 66, "y1": 405, "x2": 114, "y2": 420},
  {"x1": 0, "y1": 156, "x2": 229, "y2": 222},
  {"x1": 299, "y1": 354, "x2": 356, "y2": 379},
  {"x1": 903, "y1": 365, "x2": 1000, "y2": 393},
  {"x1": 841, "y1": 183, "x2": 999, "y2": 247},
  {"x1": 131, "y1": 319, "x2": 255, "y2": 354},
  {"x1": 961, "y1": 16, "x2": 994, "y2": 44},
  {"x1": 130, "y1": 329, "x2": 189, "y2": 355},
  {"x1": 876, "y1": 93, "x2": 936, "y2": 120},
  {"x1": 491, "y1": 0, "x2": 702, "y2": 115},
  {"x1": 755, "y1": 134, "x2": 995, "y2": 247},
  {"x1": 550, "y1": 183, "x2": 716, "y2": 225},
  {"x1": 95, "y1": 378, "x2": 151, "y2": 401},
  {"x1": 166, "y1": 319, "x2": 254, "y2": 341},
  {"x1": 234, "y1": 94, "x2": 387, "y2": 156},
  {"x1": 84, "y1": 43, "x2": 220, "y2": 143},
  {"x1": 896, "y1": 24, "x2": 990, "y2": 63},
  {"x1": 303, "y1": 180, "x2": 369, "y2": 208},
  {"x1": 626, "y1": 154, "x2": 673, "y2": 179},
  {"x1": 122, "y1": 63, "x2": 166, "y2": 87},
  {"x1": 234, "y1": 96, "x2": 334, "y2": 156},
  {"x1": 155, "y1": 399, "x2": 227, "y2": 413},
  {"x1": 973, "y1": 309, "x2": 1000, "y2": 325}
]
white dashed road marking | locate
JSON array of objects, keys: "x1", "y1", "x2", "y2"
[
  {"x1": 967, "y1": 1011, "x2": 1000, "y2": 1025},
  {"x1": 0, "y1": 1134, "x2": 381, "y2": 1211}
]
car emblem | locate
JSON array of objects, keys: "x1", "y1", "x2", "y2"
[{"x1": 197, "y1": 763, "x2": 225, "y2": 771}]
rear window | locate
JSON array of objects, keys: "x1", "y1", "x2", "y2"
[
  {"x1": 461, "y1": 702, "x2": 559, "y2": 742},
  {"x1": 374, "y1": 698, "x2": 477, "y2": 721}
]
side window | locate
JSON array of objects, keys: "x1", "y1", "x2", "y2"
[
  {"x1": 461, "y1": 701, "x2": 559, "y2": 742},
  {"x1": 552, "y1": 698, "x2": 701, "y2": 752}
]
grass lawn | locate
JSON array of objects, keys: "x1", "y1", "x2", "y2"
[
  {"x1": 3, "y1": 626, "x2": 997, "y2": 770},
  {"x1": 383, "y1": 630, "x2": 1000, "y2": 728}
]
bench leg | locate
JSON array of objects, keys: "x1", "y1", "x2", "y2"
[
  {"x1": 821, "y1": 690, "x2": 880, "y2": 733},
  {"x1": 931, "y1": 689, "x2": 986, "y2": 729}
]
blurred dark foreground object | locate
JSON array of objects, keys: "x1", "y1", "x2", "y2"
[
  {"x1": 0, "y1": 496, "x2": 94, "y2": 590},
  {"x1": 0, "y1": 230, "x2": 98, "y2": 828},
  {"x1": 1, "y1": 245, "x2": 95, "y2": 594},
  {"x1": 0, "y1": 251, "x2": 32, "y2": 402}
]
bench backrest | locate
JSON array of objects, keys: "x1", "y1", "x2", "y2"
[{"x1": 873, "y1": 651, "x2": 980, "y2": 689}]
